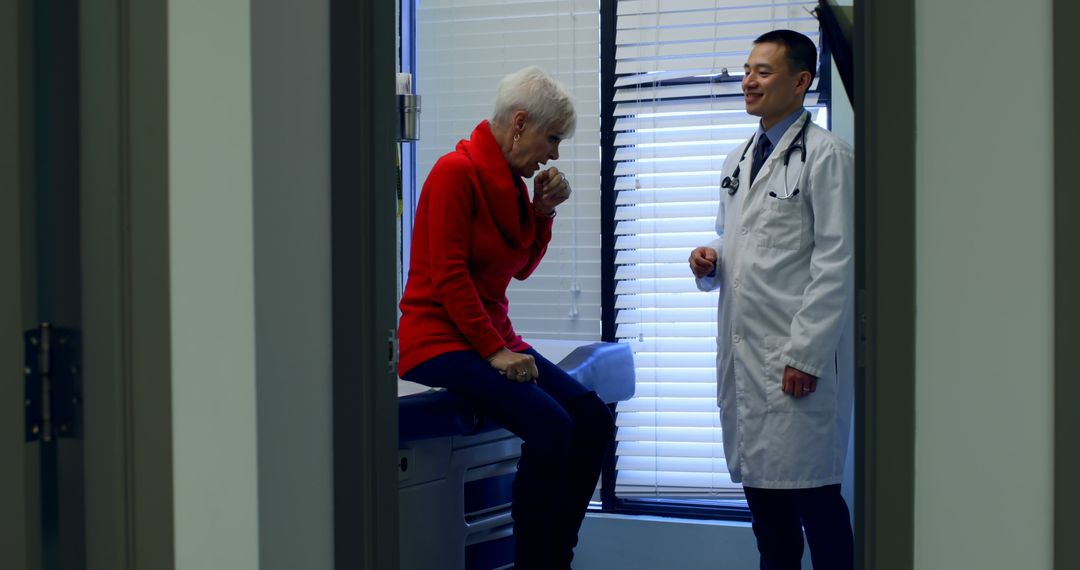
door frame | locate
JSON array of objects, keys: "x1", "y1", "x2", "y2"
[
  {"x1": 858, "y1": 3, "x2": 1076, "y2": 569},
  {"x1": 329, "y1": 0, "x2": 400, "y2": 568},
  {"x1": 1053, "y1": 0, "x2": 1079, "y2": 566},
  {"x1": 855, "y1": 1, "x2": 916, "y2": 568},
  {"x1": 0, "y1": 1, "x2": 177, "y2": 568},
  {"x1": 121, "y1": 0, "x2": 175, "y2": 566},
  {"x1": 1, "y1": 0, "x2": 34, "y2": 567},
  {"x1": 76, "y1": 1, "x2": 175, "y2": 568}
]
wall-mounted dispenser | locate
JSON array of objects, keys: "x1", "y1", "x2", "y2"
[{"x1": 396, "y1": 73, "x2": 420, "y2": 142}]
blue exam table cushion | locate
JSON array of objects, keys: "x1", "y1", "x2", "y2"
[{"x1": 398, "y1": 341, "x2": 635, "y2": 441}]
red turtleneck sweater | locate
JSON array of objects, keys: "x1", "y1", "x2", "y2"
[{"x1": 397, "y1": 121, "x2": 554, "y2": 376}]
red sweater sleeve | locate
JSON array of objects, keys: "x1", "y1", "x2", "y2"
[
  {"x1": 423, "y1": 157, "x2": 507, "y2": 357},
  {"x1": 514, "y1": 210, "x2": 554, "y2": 280}
]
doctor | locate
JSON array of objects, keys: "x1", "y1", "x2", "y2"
[{"x1": 688, "y1": 30, "x2": 854, "y2": 570}]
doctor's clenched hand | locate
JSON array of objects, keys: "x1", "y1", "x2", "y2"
[{"x1": 688, "y1": 246, "x2": 718, "y2": 278}]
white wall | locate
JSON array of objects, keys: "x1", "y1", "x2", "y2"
[
  {"x1": 914, "y1": 0, "x2": 1054, "y2": 568},
  {"x1": 251, "y1": 0, "x2": 334, "y2": 568},
  {"x1": 168, "y1": 0, "x2": 260, "y2": 568}
]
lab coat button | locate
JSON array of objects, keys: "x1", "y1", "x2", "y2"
[
  {"x1": 733, "y1": 279, "x2": 740, "y2": 289},
  {"x1": 740, "y1": 227, "x2": 748, "y2": 235},
  {"x1": 733, "y1": 334, "x2": 741, "y2": 344}
]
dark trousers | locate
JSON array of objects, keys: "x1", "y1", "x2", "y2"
[
  {"x1": 743, "y1": 484, "x2": 854, "y2": 570},
  {"x1": 403, "y1": 349, "x2": 615, "y2": 570}
]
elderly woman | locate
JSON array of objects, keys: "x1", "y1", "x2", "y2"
[{"x1": 397, "y1": 66, "x2": 614, "y2": 569}]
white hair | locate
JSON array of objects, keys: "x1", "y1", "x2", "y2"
[{"x1": 491, "y1": 66, "x2": 577, "y2": 138}]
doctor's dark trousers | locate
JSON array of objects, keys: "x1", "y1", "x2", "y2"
[
  {"x1": 402, "y1": 348, "x2": 616, "y2": 570},
  {"x1": 743, "y1": 484, "x2": 854, "y2": 570}
]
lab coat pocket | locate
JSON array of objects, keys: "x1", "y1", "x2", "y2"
[
  {"x1": 758, "y1": 197, "x2": 803, "y2": 251},
  {"x1": 763, "y1": 336, "x2": 837, "y2": 414}
]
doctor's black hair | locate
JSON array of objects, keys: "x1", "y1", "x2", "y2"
[{"x1": 753, "y1": 29, "x2": 817, "y2": 82}]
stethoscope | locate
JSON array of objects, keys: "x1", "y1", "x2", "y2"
[{"x1": 720, "y1": 111, "x2": 811, "y2": 200}]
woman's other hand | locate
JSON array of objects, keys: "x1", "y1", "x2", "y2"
[
  {"x1": 486, "y1": 347, "x2": 539, "y2": 383},
  {"x1": 533, "y1": 167, "x2": 571, "y2": 216}
]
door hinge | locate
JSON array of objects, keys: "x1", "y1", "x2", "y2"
[{"x1": 24, "y1": 323, "x2": 82, "y2": 442}]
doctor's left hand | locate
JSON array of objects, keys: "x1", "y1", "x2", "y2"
[{"x1": 782, "y1": 366, "x2": 817, "y2": 399}]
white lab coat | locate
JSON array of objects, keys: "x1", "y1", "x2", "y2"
[{"x1": 696, "y1": 112, "x2": 855, "y2": 489}]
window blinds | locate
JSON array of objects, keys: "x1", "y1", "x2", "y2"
[
  {"x1": 611, "y1": 0, "x2": 823, "y2": 497},
  {"x1": 415, "y1": 0, "x2": 602, "y2": 340}
]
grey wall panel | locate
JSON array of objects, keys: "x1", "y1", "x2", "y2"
[{"x1": 251, "y1": 0, "x2": 335, "y2": 568}]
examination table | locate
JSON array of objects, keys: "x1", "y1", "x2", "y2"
[{"x1": 397, "y1": 340, "x2": 635, "y2": 570}]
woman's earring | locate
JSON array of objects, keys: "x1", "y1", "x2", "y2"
[{"x1": 513, "y1": 133, "x2": 520, "y2": 142}]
